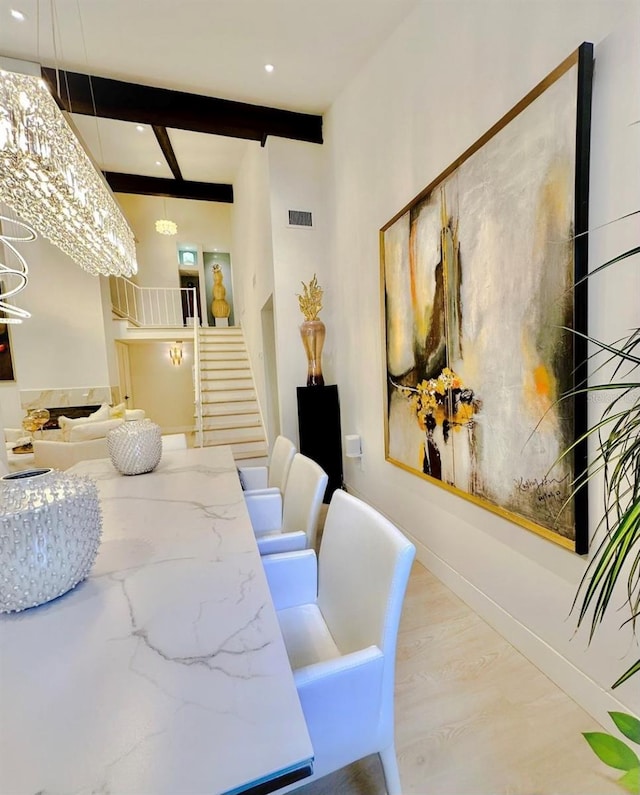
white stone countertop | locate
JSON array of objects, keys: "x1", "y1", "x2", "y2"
[{"x1": 0, "y1": 447, "x2": 313, "y2": 795}]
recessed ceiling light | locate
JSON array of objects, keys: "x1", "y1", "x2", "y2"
[
  {"x1": 264, "y1": 64, "x2": 274, "y2": 73},
  {"x1": 10, "y1": 9, "x2": 26, "y2": 21},
  {"x1": 136, "y1": 125, "x2": 145, "y2": 132},
  {"x1": 155, "y1": 160, "x2": 162, "y2": 166}
]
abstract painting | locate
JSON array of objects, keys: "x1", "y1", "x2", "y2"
[
  {"x1": 381, "y1": 44, "x2": 593, "y2": 552},
  {"x1": 0, "y1": 320, "x2": 14, "y2": 381},
  {"x1": 0, "y1": 279, "x2": 15, "y2": 381}
]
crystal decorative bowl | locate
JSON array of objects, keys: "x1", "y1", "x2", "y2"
[
  {"x1": 107, "y1": 419, "x2": 162, "y2": 476},
  {"x1": 0, "y1": 468, "x2": 102, "y2": 613}
]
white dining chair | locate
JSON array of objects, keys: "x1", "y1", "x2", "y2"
[
  {"x1": 244, "y1": 453, "x2": 327, "y2": 555},
  {"x1": 161, "y1": 433, "x2": 188, "y2": 451},
  {"x1": 237, "y1": 435, "x2": 296, "y2": 494},
  {"x1": 262, "y1": 490, "x2": 415, "y2": 795}
]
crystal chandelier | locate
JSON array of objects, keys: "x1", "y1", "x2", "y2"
[
  {"x1": 155, "y1": 218, "x2": 178, "y2": 236},
  {"x1": 155, "y1": 198, "x2": 177, "y2": 236},
  {"x1": 0, "y1": 64, "x2": 137, "y2": 277}
]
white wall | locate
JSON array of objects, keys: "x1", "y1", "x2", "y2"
[
  {"x1": 231, "y1": 142, "x2": 276, "y2": 443},
  {"x1": 325, "y1": 0, "x2": 639, "y2": 720},
  {"x1": 266, "y1": 138, "x2": 330, "y2": 443},
  {"x1": 127, "y1": 341, "x2": 195, "y2": 432},
  {"x1": 232, "y1": 139, "x2": 330, "y2": 447},
  {"x1": 0, "y1": 231, "x2": 111, "y2": 428},
  {"x1": 116, "y1": 194, "x2": 233, "y2": 288}
]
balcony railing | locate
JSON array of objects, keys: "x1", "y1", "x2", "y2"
[{"x1": 109, "y1": 277, "x2": 198, "y2": 327}]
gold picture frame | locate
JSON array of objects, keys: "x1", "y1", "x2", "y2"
[{"x1": 380, "y1": 44, "x2": 593, "y2": 552}]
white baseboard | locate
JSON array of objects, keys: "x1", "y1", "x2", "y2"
[
  {"x1": 346, "y1": 484, "x2": 627, "y2": 728},
  {"x1": 414, "y1": 536, "x2": 628, "y2": 727}
]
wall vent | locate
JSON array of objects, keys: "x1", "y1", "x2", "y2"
[{"x1": 287, "y1": 209, "x2": 314, "y2": 228}]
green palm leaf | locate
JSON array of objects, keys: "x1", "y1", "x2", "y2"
[
  {"x1": 618, "y1": 766, "x2": 640, "y2": 794},
  {"x1": 556, "y1": 238, "x2": 640, "y2": 690},
  {"x1": 582, "y1": 732, "x2": 640, "y2": 770},
  {"x1": 574, "y1": 501, "x2": 640, "y2": 634},
  {"x1": 609, "y1": 712, "x2": 640, "y2": 744},
  {"x1": 575, "y1": 243, "x2": 640, "y2": 284},
  {"x1": 612, "y1": 659, "x2": 640, "y2": 689}
]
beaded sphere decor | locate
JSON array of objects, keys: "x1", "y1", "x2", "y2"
[
  {"x1": 107, "y1": 419, "x2": 162, "y2": 476},
  {"x1": 0, "y1": 468, "x2": 102, "y2": 613}
]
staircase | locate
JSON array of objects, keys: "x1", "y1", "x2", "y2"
[{"x1": 197, "y1": 327, "x2": 268, "y2": 461}]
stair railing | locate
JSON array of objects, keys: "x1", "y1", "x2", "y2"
[
  {"x1": 193, "y1": 320, "x2": 204, "y2": 448},
  {"x1": 240, "y1": 320, "x2": 270, "y2": 452},
  {"x1": 110, "y1": 276, "x2": 198, "y2": 327}
]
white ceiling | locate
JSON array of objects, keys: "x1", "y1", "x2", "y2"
[{"x1": 0, "y1": 0, "x2": 421, "y2": 185}]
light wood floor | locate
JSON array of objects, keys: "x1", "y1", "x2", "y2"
[{"x1": 296, "y1": 508, "x2": 620, "y2": 794}]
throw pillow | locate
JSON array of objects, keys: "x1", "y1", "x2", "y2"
[
  {"x1": 91, "y1": 403, "x2": 111, "y2": 421},
  {"x1": 110, "y1": 402, "x2": 126, "y2": 419},
  {"x1": 58, "y1": 404, "x2": 111, "y2": 441},
  {"x1": 58, "y1": 415, "x2": 86, "y2": 441}
]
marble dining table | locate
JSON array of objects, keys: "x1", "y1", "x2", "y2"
[{"x1": 0, "y1": 446, "x2": 314, "y2": 795}]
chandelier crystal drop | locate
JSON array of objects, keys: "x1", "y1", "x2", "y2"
[{"x1": 0, "y1": 68, "x2": 137, "y2": 277}]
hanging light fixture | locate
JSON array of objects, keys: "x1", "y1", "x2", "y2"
[
  {"x1": 0, "y1": 212, "x2": 33, "y2": 324},
  {"x1": 169, "y1": 341, "x2": 183, "y2": 366},
  {"x1": 0, "y1": 59, "x2": 138, "y2": 278},
  {"x1": 155, "y1": 218, "x2": 178, "y2": 236},
  {"x1": 155, "y1": 198, "x2": 177, "y2": 236}
]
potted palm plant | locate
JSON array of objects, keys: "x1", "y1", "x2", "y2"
[
  {"x1": 565, "y1": 238, "x2": 640, "y2": 690},
  {"x1": 559, "y1": 233, "x2": 639, "y2": 791}
]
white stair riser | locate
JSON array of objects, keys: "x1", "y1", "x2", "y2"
[
  {"x1": 201, "y1": 401, "x2": 259, "y2": 416},
  {"x1": 202, "y1": 414, "x2": 262, "y2": 430},
  {"x1": 200, "y1": 338, "x2": 244, "y2": 345},
  {"x1": 201, "y1": 373, "x2": 253, "y2": 385},
  {"x1": 200, "y1": 367, "x2": 249, "y2": 378},
  {"x1": 202, "y1": 389, "x2": 256, "y2": 402},
  {"x1": 199, "y1": 349, "x2": 246, "y2": 358},
  {"x1": 200, "y1": 345, "x2": 246, "y2": 361},
  {"x1": 200, "y1": 376, "x2": 253, "y2": 392},
  {"x1": 229, "y1": 441, "x2": 269, "y2": 458},
  {"x1": 200, "y1": 360, "x2": 250, "y2": 371},
  {"x1": 203, "y1": 426, "x2": 266, "y2": 444}
]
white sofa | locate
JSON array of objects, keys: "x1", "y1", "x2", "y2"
[
  {"x1": 33, "y1": 427, "x2": 119, "y2": 470},
  {"x1": 6, "y1": 404, "x2": 146, "y2": 471}
]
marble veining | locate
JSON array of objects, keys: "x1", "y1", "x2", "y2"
[
  {"x1": 0, "y1": 447, "x2": 312, "y2": 795},
  {"x1": 20, "y1": 386, "x2": 113, "y2": 410}
]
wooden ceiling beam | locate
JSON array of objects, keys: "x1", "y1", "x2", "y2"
[
  {"x1": 42, "y1": 67, "x2": 323, "y2": 145},
  {"x1": 152, "y1": 126, "x2": 182, "y2": 180},
  {"x1": 104, "y1": 173, "x2": 233, "y2": 203}
]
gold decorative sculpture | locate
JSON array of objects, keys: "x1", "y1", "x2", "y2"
[
  {"x1": 211, "y1": 264, "x2": 231, "y2": 322},
  {"x1": 297, "y1": 274, "x2": 325, "y2": 387},
  {"x1": 22, "y1": 408, "x2": 50, "y2": 436},
  {"x1": 17, "y1": 408, "x2": 50, "y2": 451}
]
